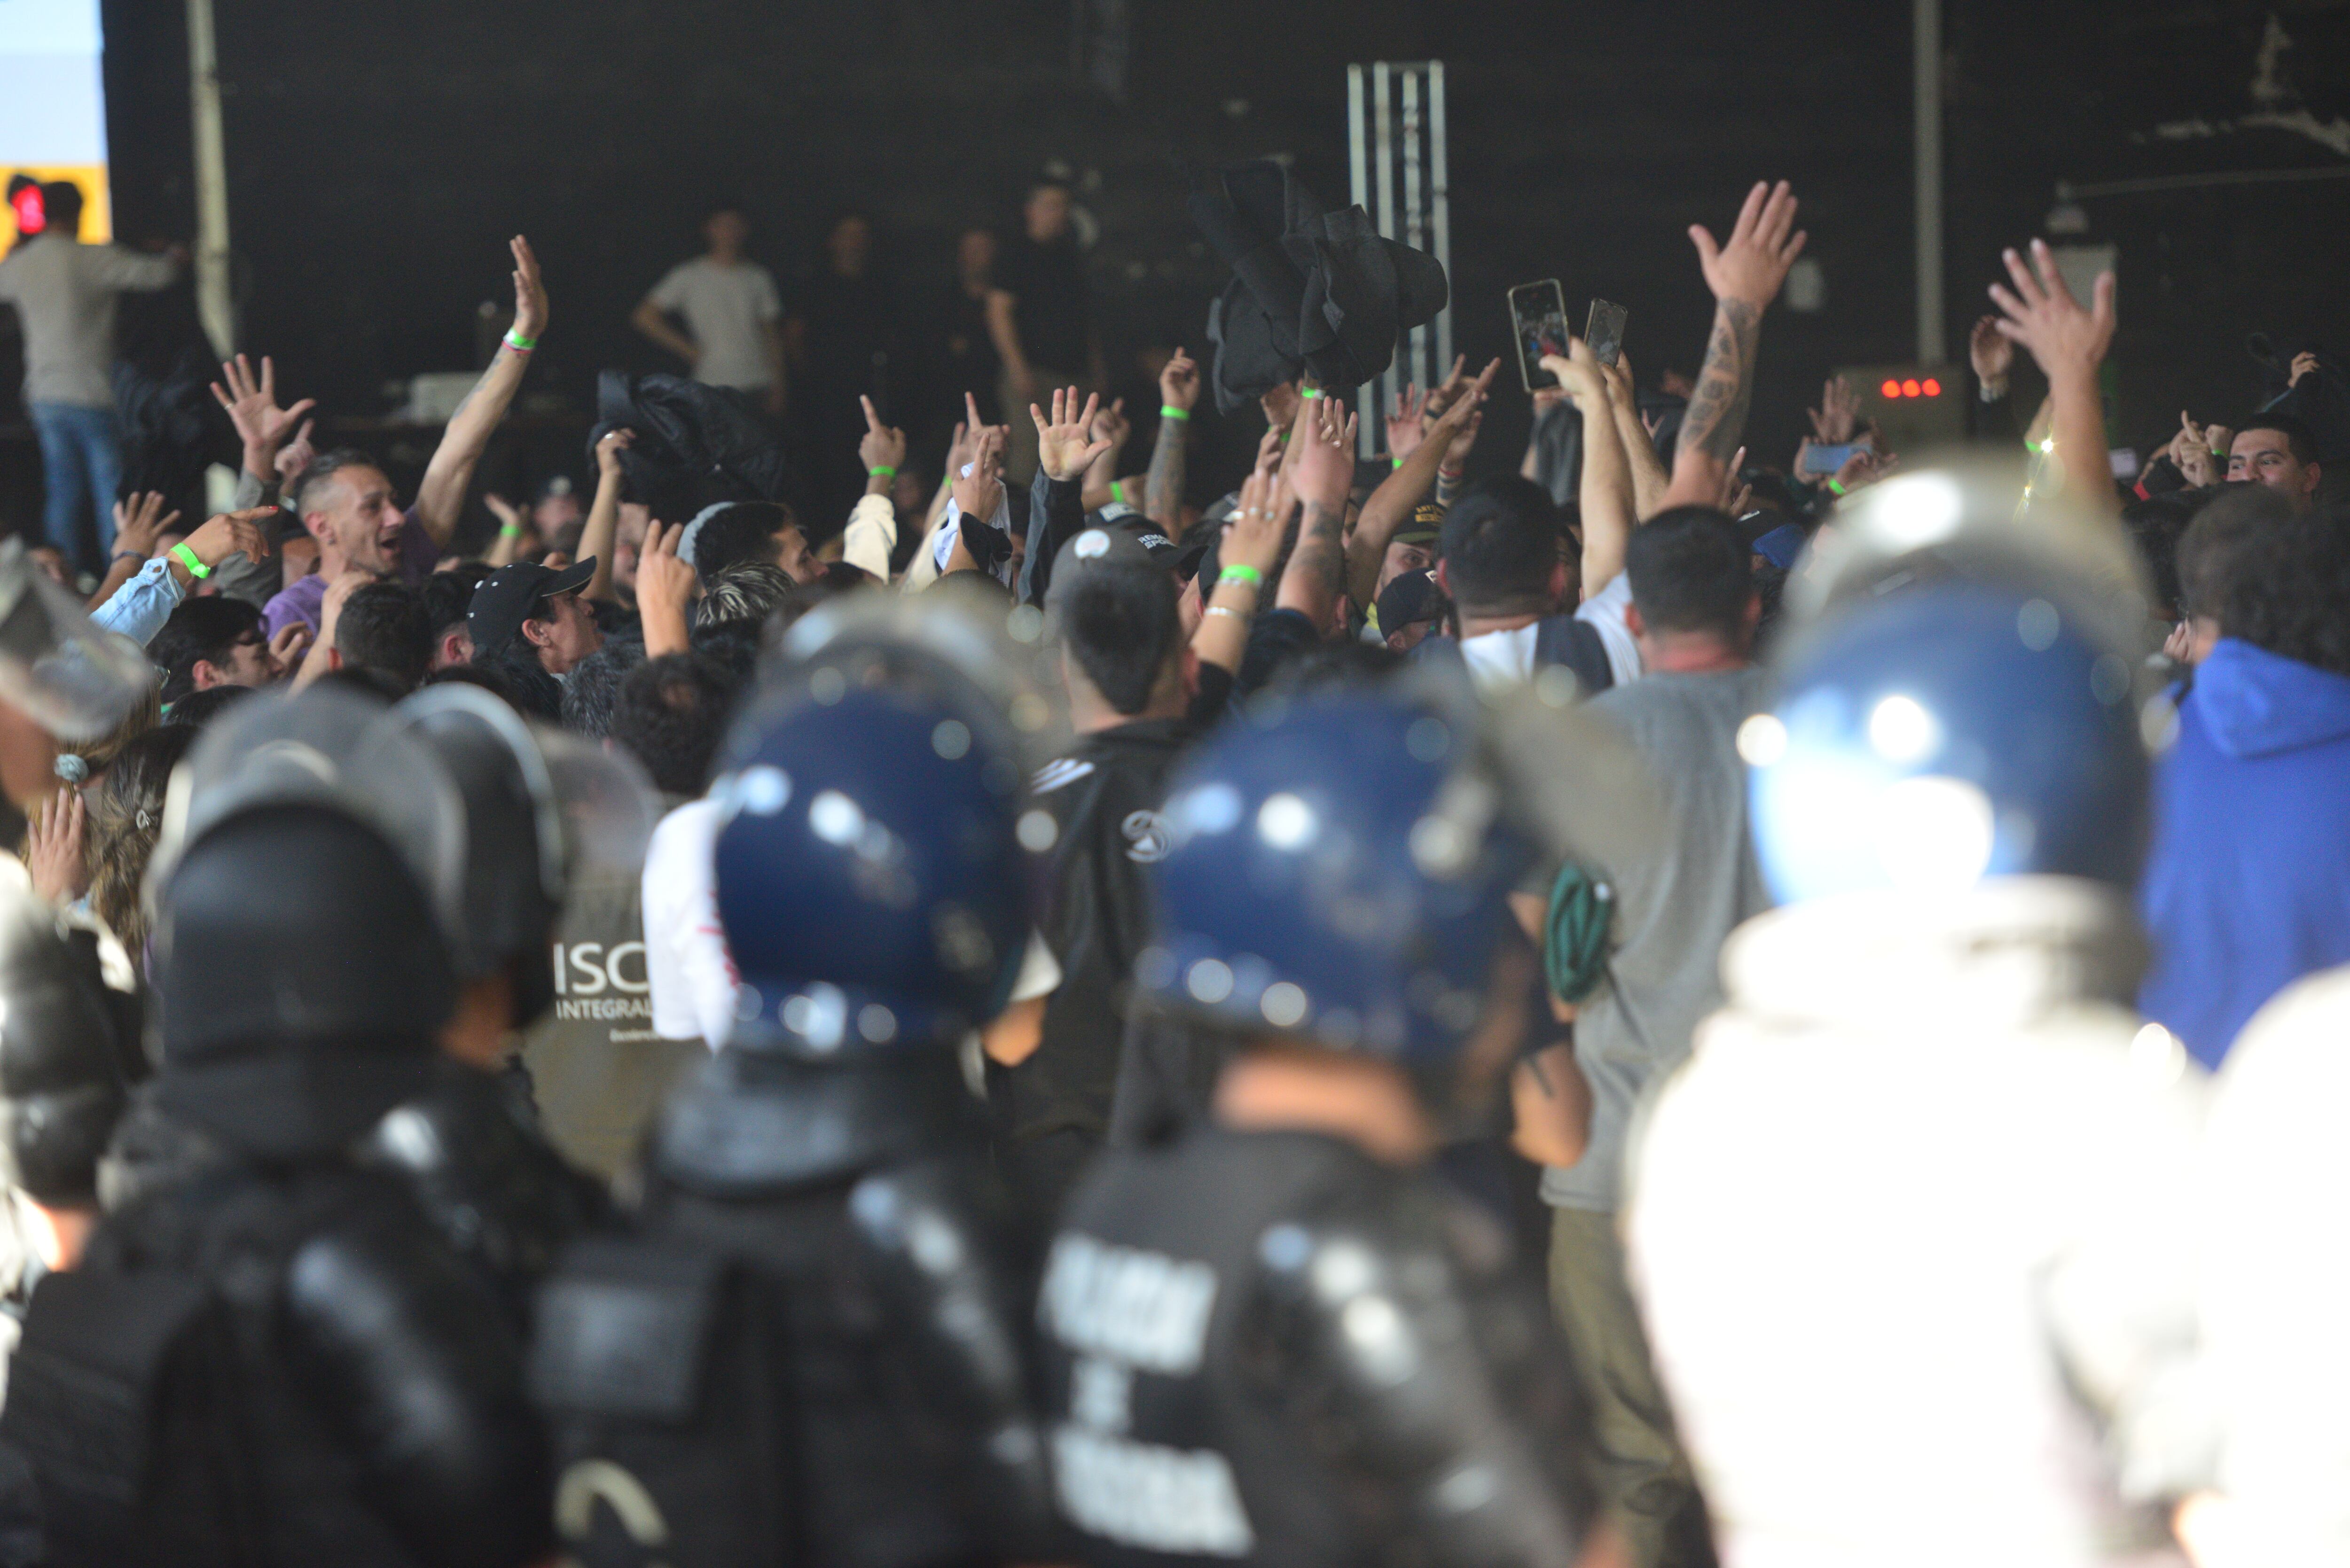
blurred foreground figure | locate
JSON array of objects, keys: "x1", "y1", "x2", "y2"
[
  {"x1": 1629, "y1": 470, "x2": 2208, "y2": 1567},
  {"x1": 1040, "y1": 683, "x2": 1611, "y2": 1568},
  {"x1": 2, "y1": 688, "x2": 551, "y2": 1567},
  {"x1": 360, "y1": 684, "x2": 656, "y2": 1324},
  {"x1": 531, "y1": 602, "x2": 1061, "y2": 1568},
  {"x1": 2176, "y1": 963, "x2": 2350, "y2": 1568}
]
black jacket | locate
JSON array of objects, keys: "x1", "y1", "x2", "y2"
[{"x1": 990, "y1": 718, "x2": 1193, "y2": 1179}]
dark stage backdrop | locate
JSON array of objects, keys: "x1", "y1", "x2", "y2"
[{"x1": 19, "y1": 0, "x2": 2350, "y2": 525}]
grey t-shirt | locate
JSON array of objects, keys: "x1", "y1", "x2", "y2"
[
  {"x1": 1543, "y1": 665, "x2": 1773, "y2": 1213},
  {"x1": 645, "y1": 257, "x2": 782, "y2": 391},
  {"x1": 0, "y1": 234, "x2": 177, "y2": 407}
]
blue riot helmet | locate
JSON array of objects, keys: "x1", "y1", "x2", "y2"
[
  {"x1": 1744, "y1": 581, "x2": 2149, "y2": 907},
  {"x1": 1136, "y1": 675, "x2": 1660, "y2": 1092},
  {"x1": 709, "y1": 665, "x2": 1034, "y2": 1060}
]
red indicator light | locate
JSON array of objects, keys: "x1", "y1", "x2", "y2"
[
  {"x1": 1881, "y1": 379, "x2": 1903, "y2": 398},
  {"x1": 1901, "y1": 378, "x2": 1923, "y2": 398},
  {"x1": 1921, "y1": 377, "x2": 1942, "y2": 397}
]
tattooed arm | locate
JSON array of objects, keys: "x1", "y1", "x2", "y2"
[
  {"x1": 1278, "y1": 394, "x2": 1359, "y2": 633},
  {"x1": 1664, "y1": 180, "x2": 1805, "y2": 511},
  {"x1": 1147, "y1": 347, "x2": 1200, "y2": 533}
]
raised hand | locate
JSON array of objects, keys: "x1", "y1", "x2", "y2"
[
  {"x1": 2290, "y1": 350, "x2": 2319, "y2": 389},
  {"x1": 1221, "y1": 449, "x2": 1294, "y2": 582},
  {"x1": 1089, "y1": 396, "x2": 1132, "y2": 458},
  {"x1": 1386, "y1": 384, "x2": 1428, "y2": 463},
  {"x1": 1423, "y1": 354, "x2": 1472, "y2": 418},
  {"x1": 1159, "y1": 347, "x2": 1200, "y2": 413},
  {"x1": 1832, "y1": 446, "x2": 1897, "y2": 495},
  {"x1": 859, "y1": 396, "x2": 908, "y2": 476},
  {"x1": 483, "y1": 492, "x2": 529, "y2": 536},
  {"x1": 953, "y1": 426, "x2": 1006, "y2": 519},
  {"x1": 274, "y1": 418, "x2": 317, "y2": 484},
  {"x1": 268, "y1": 621, "x2": 312, "y2": 676},
  {"x1": 24, "y1": 788, "x2": 87, "y2": 906},
  {"x1": 1030, "y1": 387, "x2": 1113, "y2": 482},
  {"x1": 1806, "y1": 376, "x2": 1859, "y2": 443},
  {"x1": 2173, "y1": 412, "x2": 2217, "y2": 489},
  {"x1": 1434, "y1": 359, "x2": 1499, "y2": 466},
  {"x1": 1691, "y1": 180, "x2": 1807, "y2": 309},
  {"x1": 111, "y1": 491, "x2": 181, "y2": 560},
  {"x1": 596, "y1": 426, "x2": 635, "y2": 481},
  {"x1": 1291, "y1": 396, "x2": 1359, "y2": 512},
  {"x1": 1969, "y1": 314, "x2": 2014, "y2": 388},
  {"x1": 635, "y1": 518, "x2": 697, "y2": 655},
  {"x1": 210, "y1": 353, "x2": 317, "y2": 468},
  {"x1": 179, "y1": 507, "x2": 276, "y2": 572},
  {"x1": 1540, "y1": 343, "x2": 1605, "y2": 407},
  {"x1": 509, "y1": 234, "x2": 549, "y2": 342},
  {"x1": 1988, "y1": 239, "x2": 2114, "y2": 386}
]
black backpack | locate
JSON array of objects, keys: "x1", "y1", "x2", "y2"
[
  {"x1": 530, "y1": 1234, "x2": 793, "y2": 1568},
  {"x1": 1, "y1": 1165, "x2": 431, "y2": 1568}
]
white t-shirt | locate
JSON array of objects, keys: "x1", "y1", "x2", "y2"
[
  {"x1": 645, "y1": 257, "x2": 782, "y2": 391},
  {"x1": 642, "y1": 799, "x2": 740, "y2": 1047},
  {"x1": 1456, "y1": 571, "x2": 1641, "y2": 691}
]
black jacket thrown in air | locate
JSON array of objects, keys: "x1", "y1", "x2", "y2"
[
  {"x1": 1039, "y1": 1123, "x2": 1599, "y2": 1568},
  {"x1": 531, "y1": 1047, "x2": 1062, "y2": 1568}
]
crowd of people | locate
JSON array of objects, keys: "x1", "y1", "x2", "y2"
[{"x1": 0, "y1": 148, "x2": 2343, "y2": 1568}]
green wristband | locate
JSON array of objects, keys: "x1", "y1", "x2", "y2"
[
  {"x1": 868, "y1": 465, "x2": 896, "y2": 478},
  {"x1": 1392, "y1": 457, "x2": 1405, "y2": 469},
  {"x1": 1218, "y1": 564, "x2": 1264, "y2": 588},
  {"x1": 171, "y1": 542, "x2": 212, "y2": 580},
  {"x1": 1300, "y1": 387, "x2": 1323, "y2": 399},
  {"x1": 500, "y1": 523, "x2": 525, "y2": 538},
  {"x1": 1825, "y1": 477, "x2": 1848, "y2": 497},
  {"x1": 503, "y1": 328, "x2": 537, "y2": 352},
  {"x1": 1159, "y1": 404, "x2": 1190, "y2": 422},
  {"x1": 1109, "y1": 480, "x2": 1126, "y2": 506}
]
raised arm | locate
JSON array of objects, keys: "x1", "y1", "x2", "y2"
[
  {"x1": 414, "y1": 236, "x2": 548, "y2": 546},
  {"x1": 1989, "y1": 239, "x2": 2118, "y2": 521},
  {"x1": 579, "y1": 429, "x2": 632, "y2": 604},
  {"x1": 1192, "y1": 453, "x2": 1291, "y2": 679},
  {"x1": 1665, "y1": 181, "x2": 1805, "y2": 511},
  {"x1": 1541, "y1": 341, "x2": 1635, "y2": 599},
  {"x1": 1145, "y1": 348, "x2": 1200, "y2": 532},
  {"x1": 1277, "y1": 394, "x2": 1357, "y2": 632},
  {"x1": 1346, "y1": 363, "x2": 1495, "y2": 609},
  {"x1": 984, "y1": 290, "x2": 1031, "y2": 410}
]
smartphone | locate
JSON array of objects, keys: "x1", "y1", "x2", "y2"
[
  {"x1": 1509, "y1": 280, "x2": 1571, "y2": 391},
  {"x1": 1586, "y1": 299, "x2": 1628, "y2": 369},
  {"x1": 1800, "y1": 442, "x2": 1856, "y2": 476}
]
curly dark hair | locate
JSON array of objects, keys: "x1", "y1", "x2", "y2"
[{"x1": 2221, "y1": 501, "x2": 2350, "y2": 676}]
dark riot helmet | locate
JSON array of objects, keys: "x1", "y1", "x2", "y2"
[
  {"x1": 0, "y1": 887, "x2": 145, "y2": 1207},
  {"x1": 376, "y1": 683, "x2": 657, "y2": 1027},
  {"x1": 147, "y1": 686, "x2": 466, "y2": 1157}
]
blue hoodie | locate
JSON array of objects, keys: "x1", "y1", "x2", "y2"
[{"x1": 2140, "y1": 637, "x2": 2350, "y2": 1067}]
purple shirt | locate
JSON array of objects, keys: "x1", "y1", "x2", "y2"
[{"x1": 263, "y1": 507, "x2": 443, "y2": 638}]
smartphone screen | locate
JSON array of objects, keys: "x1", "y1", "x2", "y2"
[
  {"x1": 1801, "y1": 442, "x2": 1856, "y2": 476},
  {"x1": 1586, "y1": 299, "x2": 1628, "y2": 369},
  {"x1": 1509, "y1": 281, "x2": 1571, "y2": 391}
]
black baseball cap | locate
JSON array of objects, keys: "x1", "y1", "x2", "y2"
[
  {"x1": 1375, "y1": 569, "x2": 1445, "y2": 633},
  {"x1": 468, "y1": 558, "x2": 596, "y2": 658}
]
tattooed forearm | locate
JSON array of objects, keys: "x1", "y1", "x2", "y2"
[
  {"x1": 1277, "y1": 499, "x2": 1349, "y2": 624},
  {"x1": 1676, "y1": 298, "x2": 1761, "y2": 469},
  {"x1": 1145, "y1": 415, "x2": 1186, "y2": 534}
]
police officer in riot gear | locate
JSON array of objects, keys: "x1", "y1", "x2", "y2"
[
  {"x1": 1, "y1": 688, "x2": 553, "y2": 1568},
  {"x1": 1625, "y1": 467, "x2": 2209, "y2": 1565},
  {"x1": 0, "y1": 885, "x2": 145, "y2": 1568},
  {"x1": 1037, "y1": 680, "x2": 1611, "y2": 1568},
  {"x1": 531, "y1": 614, "x2": 1061, "y2": 1568},
  {"x1": 356, "y1": 683, "x2": 654, "y2": 1321}
]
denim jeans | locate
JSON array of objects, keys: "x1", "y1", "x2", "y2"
[{"x1": 28, "y1": 401, "x2": 123, "y2": 574}]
